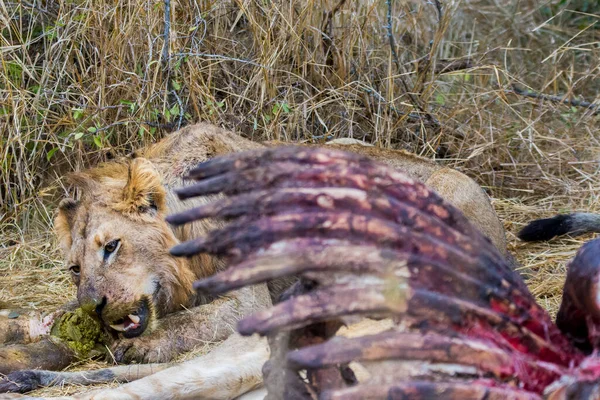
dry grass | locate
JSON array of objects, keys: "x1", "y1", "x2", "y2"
[{"x1": 1, "y1": 0, "x2": 599, "y2": 396}]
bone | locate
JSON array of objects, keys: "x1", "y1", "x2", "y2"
[
  {"x1": 319, "y1": 381, "x2": 544, "y2": 400},
  {"x1": 169, "y1": 147, "x2": 586, "y2": 398},
  {"x1": 237, "y1": 282, "x2": 408, "y2": 336},
  {"x1": 286, "y1": 331, "x2": 563, "y2": 392}
]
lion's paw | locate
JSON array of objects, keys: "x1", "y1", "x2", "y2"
[
  {"x1": 110, "y1": 337, "x2": 174, "y2": 364},
  {"x1": 0, "y1": 370, "x2": 44, "y2": 393}
]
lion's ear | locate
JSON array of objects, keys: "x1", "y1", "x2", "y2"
[
  {"x1": 115, "y1": 158, "x2": 166, "y2": 215},
  {"x1": 55, "y1": 198, "x2": 79, "y2": 250}
]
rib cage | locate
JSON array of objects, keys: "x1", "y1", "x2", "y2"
[{"x1": 168, "y1": 146, "x2": 600, "y2": 399}]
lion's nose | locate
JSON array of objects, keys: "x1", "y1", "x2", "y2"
[{"x1": 80, "y1": 296, "x2": 107, "y2": 318}]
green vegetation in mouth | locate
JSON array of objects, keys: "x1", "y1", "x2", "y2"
[{"x1": 51, "y1": 308, "x2": 107, "y2": 358}]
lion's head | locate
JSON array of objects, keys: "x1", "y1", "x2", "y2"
[{"x1": 55, "y1": 157, "x2": 215, "y2": 338}]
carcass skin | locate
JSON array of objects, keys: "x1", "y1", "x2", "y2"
[{"x1": 167, "y1": 146, "x2": 600, "y2": 399}]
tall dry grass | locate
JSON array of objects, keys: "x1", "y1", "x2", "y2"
[{"x1": 0, "y1": 0, "x2": 598, "y2": 349}]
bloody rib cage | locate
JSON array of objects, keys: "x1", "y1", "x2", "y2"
[{"x1": 168, "y1": 146, "x2": 600, "y2": 400}]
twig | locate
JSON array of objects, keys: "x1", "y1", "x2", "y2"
[
  {"x1": 171, "y1": 89, "x2": 184, "y2": 130},
  {"x1": 142, "y1": 120, "x2": 179, "y2": 130},
  {"x1": 321, "y1": 0, "x2": 347, "y2": 67},
  {"x1": 510, "y1": 84, "x2": 599, "y2": 114},
  {"x1": 172, "y1": 52, "x2": 269, "y2": 69},
  {"x1": 385, "y1": 0, "x2": 439, "y2": 128},
  {"x1": 321, "y1": 0, "x2": 347, "y2": 32},
  {"x1": 414, "y1": 0, "x2": 445, "y2": 93},
  {"x1": 419, "y1": 58, "x2": 473, "y2": 74},
  {"x1": 162, "y1": 0, "x2": 171, "y2": 65},
  {"x1": 432, "y1": 0, "x2": 443, "y2": 22}
]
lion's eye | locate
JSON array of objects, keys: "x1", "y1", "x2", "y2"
[
  {"x1": 69, "y1": 265, "x2": 81, "y2": 275},
  {"x1": 104, "y1": 239, "x2": 120, "y2": 255}
]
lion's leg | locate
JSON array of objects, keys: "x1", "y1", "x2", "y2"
[
  {"x1": 110, "y1": 284, "x2": 271, "y2": 364},
  {"x1": 0, "y1": 304, "x2": 94, "y2": 376},
  {"x1": 0, "y1": 338, "x2": 74, "y2": 376},
  {"x1": 236, "y1": 388, "x2": 268, "y2": 400},
  {"x1": 29, "y1": 333, "x2": 267, "y2": 400},
  {"x1": 0, "y1": 363, "x2": 172, "y2": 394}
]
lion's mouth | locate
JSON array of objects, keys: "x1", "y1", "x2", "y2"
[{"x1": 108, "y1": 299, "x2": 150, "y2": 338}]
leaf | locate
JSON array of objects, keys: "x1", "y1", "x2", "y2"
[
  {"x1": 172, "y1": 80, "x2": 181, "y2": 90},
  {"x1": 138, "y1": 127, "x2": 145, "y2": 137},
  {"x1": 87, "y1": 126, "x2": 97, "y2": 133},
  {"x1": 119, "y1": 100, "x2": 136, "y2": 113},
  {"x1": 7, "y1": 311, "x2": 20, "y2": 319},
  {"x1": 281, "y1": 103, "x2": 290, "y2": 113},
  {"x1": 74, "y1": 132, "x2": 84, "y2": 140},
  {"x1": 170, "y1": 104, "x2": 180, "y2": 116},
  {"x1": 93, "y1": 135, "x2": 102, "y2": 148},
  {"x1": 46, "y1": 147, "x2": 58, "y2": 162},
  {"x1": 72, "y1": 108, "x2": 83, "y2": 120},
  {"x1": 435, "y1": 93, "x2": 446, "y2": 106}
]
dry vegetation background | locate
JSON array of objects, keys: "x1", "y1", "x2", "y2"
[{"x1": 0, "y1": 0, "x2": 599, "y2": 394}]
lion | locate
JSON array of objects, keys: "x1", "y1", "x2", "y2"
[{"x1": 0, "y1": 123, "x2": 509, "y2": 398}]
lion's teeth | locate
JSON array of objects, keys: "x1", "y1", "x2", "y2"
[
  {"x1": 110, "y1": 324, "x2": 126, "y2": 332},
  {"x1": 128, "y1": 314, "x2": 140, "y2": 324}
]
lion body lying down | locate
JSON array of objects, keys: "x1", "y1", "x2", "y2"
[{"x1": 0, "y1": 123, "x2": 508, "y2": 398}]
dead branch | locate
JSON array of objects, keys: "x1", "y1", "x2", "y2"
[
  {"x1": 510, "y1": 84, "x2": 599, "y2": 114},
  {"x1": 386, "y1": 0, "x2": 440, "y2": 129}
]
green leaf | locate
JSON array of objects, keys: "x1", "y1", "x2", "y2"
[
  {"x1": 74, "y1": 132, "x2": 84, "y2": 140},
  {"x1": 281, "y1": 103, "x2": 290, "y2": 113},
  {"x1": 435, "y1": 93, "x2": 446, "y2": 106},
  {"x1": 138, "y1": 127, "x2": 145, "y2": 137},
  {"x1": 87, "y1": 126, "x2": 97, "y2": 133},
  {"x1": 170, "y1": 104, "x2": 180, "y2": 116},
  {"x1": 46, "y1": 147, "x2": 58, "y2": 162},
  {"x1": 119, "y1": 100, "x2": 136, "y2": 113},
  {"x1": 172, "y1": 80, "x2": 181, "y2": 90},
  {"x1": 93, "y1": 135, "x2": 102, "y2": 148},
  {"x1": 72, "y1": 108, "x2": 83, "y2": 120}
]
